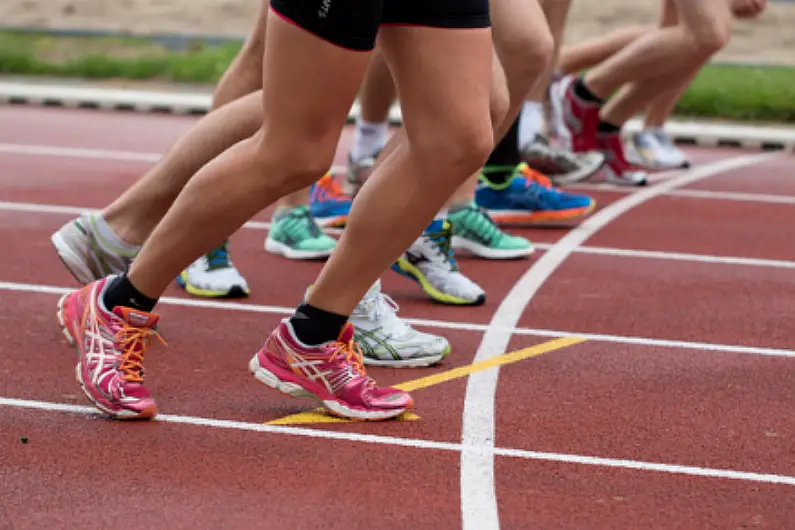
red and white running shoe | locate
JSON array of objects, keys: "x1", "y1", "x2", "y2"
[
  {"x1": 250, "y1": 321, "x2": 413, "y2": 420},
  {"x1": 56, "y1": 276, "x2": 163, "y2": 419}
]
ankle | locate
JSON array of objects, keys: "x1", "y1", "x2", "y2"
[{"x1": 288, "y1": 303, "x2": 348, "y2": 346}]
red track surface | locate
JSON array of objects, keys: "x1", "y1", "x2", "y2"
[{"x1": 1, "y1": 105, "x2": 794, "y2": 529}]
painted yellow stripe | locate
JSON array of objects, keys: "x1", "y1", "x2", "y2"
[
  {"x1": 394, "y1": 336, "x2": 585, "y2": 392},
  {"x1": 264, "y1": 336, "x2": 585, "y2": 425}
]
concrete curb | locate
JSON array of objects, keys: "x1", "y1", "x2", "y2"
[{"x1": 2, "y1": 80, "x2": 794, "y2": 151}]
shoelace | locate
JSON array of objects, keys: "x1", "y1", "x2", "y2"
[
  {"x1": 517, "y1": 163, "x2": 553, "y2": 189},
  {"x1": 286, "y1": 206, "x2": 323, "y2": 239},
  {"x1": 368, "y1": 292, "x2": 412, "y2": 338},
  {"x1": 115, "y1": 325, "x2": 166, "y2": 383},
  {"x1": 328, "y1": 336, "x2": 369, "y2": 382},
  {"x1": 464, "y1": 204, "x2": 502, "y2": 244},
  {"x1": 425, "y1": 222, "x2": 459, "y2": 271},
  {"x1": 312, "y1": 173, "x2": 351, "y2": 203},
  {"x1": 205, "y1": 242, "x2": 232, "y2": 271}
]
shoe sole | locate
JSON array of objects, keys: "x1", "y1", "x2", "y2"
[
  {"x1": 486, "y1": 201, "x2": 597, "y2": 227},
  {"x1": 391, "y1": 260, "x2": 486, "y2": 306},
  {"x1": 248, "y1": 354, "x2": 410, "y2": 421},
  {"x1": 363, "y1": 344, "x2": 451, "y2": 368},
  {"x1": 264, "y1": 238, "x2": 334, "y2": 260},
  {"x1": 175, "y1": 273, "x2": 250, "y2": 299},
  {"x1": 56, "y1": 293, "x2": 157, "y2": 421},
  {"x1": 451, "y1": 236, "x2": 535, "y2": 260}
]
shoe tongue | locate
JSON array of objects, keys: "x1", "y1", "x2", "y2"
[
  {"x1": 337, "y1": 323, "x2": 355, "y2": 343},
  {"x1": 113, "y1": 306, "x2": 159, "y2": 328}
]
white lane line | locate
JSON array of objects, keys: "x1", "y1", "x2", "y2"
[
  {"x1": 668, "y1": 188, "x2": 795, "y2": 205},
  {"x1": 459, "y1": 150, "x2": 784, "y2": 530},
  {"x1": 2, "y1": 279, "x2": 794, "y2": 358},
  {"x1": 0, "y1": 142, "x2": 350, "y2": 173},
  {"x1": 4, "y1": 200, "x2": 795, "y2": 270},
  {"x1": 3, "y1": 396, "x2": 794, "y2": 487},
  {"x1": 563, "y1": 245, "x2": 795, "y2": 269},
  {"x1": 3, "y1": 142, "x2": 795, "y2": 205},
  {"x1": 0, "y1": 143, "x2": 162, "y2": 162}
]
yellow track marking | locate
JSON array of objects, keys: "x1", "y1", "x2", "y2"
[{"x1": 264, "y1": 336, "x2": 585, "y2": 425}]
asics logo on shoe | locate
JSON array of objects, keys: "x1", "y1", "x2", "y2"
[{"x1": 127, "y1": 310, "x2": 151, "y2": 327}]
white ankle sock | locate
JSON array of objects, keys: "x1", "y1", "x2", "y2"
[
  {"x1": 351, "y1": 118, "x2": 388, "y2": 163},
  {"x1": 518, "y1": 101, "x2": 544, "y2": 150}
]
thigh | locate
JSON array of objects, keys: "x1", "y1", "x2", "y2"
[
  {"x1": 257, "y1": 2, "x2": 376, "y2": 156},
  {"x1": 270, "y1": 0, "x2": 384, "y2": 51},
  {"x1": 378, "y1": 0, "x2": 493, "y2": 137},
  {"x1": 377, "y1": 26, "x2": 493, "y2": 143}
]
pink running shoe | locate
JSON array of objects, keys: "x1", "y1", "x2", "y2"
[
  {"x1": 56, "y1": 277, "x2": 163, "y2": 420},
  {"x1": 249, "y1": 321, "x2": 413, "y2": 421}
]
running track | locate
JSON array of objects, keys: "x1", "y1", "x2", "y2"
[{"x1": 1, "y1": 105, "x2": 794, "y2": 529}]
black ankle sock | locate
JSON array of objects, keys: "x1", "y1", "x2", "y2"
[
  {"x1": 289, "y1": 303, "x2": 348, "y2": 346},
  {"x1": 483, "y1": 117, "x2": 521, "y2": 186},
  {"x1": 573, "y1": 77, "x2": 603, "y2": 104},
  {"x1": 597, "y1": 120, "x2": 621, "y2": 134},
  {"x1": 103, "y1": 273, "x2": 159, "y2": 313}
]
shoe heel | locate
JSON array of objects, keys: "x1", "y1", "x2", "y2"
[{"x1": 56, "y1": 294, "x2": 76, "y2": 347}]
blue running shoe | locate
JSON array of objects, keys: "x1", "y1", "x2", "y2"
[
  {"x1": 475, "y1": 163, "x2": 595, "y2": 225},
  {"x1": 309, "y1": 172, "x2": 352, "y2": 228}
]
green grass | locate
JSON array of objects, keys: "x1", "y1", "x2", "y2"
[
  {"x1": 0, "y1": 32, "x2": 241, "y2": 84},
  {"x1": 1, "y1": 31, "x2": 794, "y2": 123},
  {"x1": 677, "y1": 64, "x2": 795, "y2": 123}
]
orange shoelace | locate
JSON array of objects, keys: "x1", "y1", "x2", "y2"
[
  {"x1": 314, "y1": 173, "x2": 350, "y2": 202},
  {"x1": 329, "y1": 336, "x2": 367, "y2": 379},
  {"x1": 115, "y1": 325, "x2": 167, "y2": 383},
  {"x1": 518, "y1": 163, "x2": 553, "y2": 189}
]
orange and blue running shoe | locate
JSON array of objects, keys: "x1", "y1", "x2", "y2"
[
  {"x1": 309, "y1": 172, "x2": 352, "y2": 228},
  {"x1": 56, "y1": 276, "x2": 163, "y2": 420},
  {"x1": 249, "y1": 320, "x2": 413, "y2": 420},
  {"x1": 475, "y1": 163, "x2": 596, "y2": 225}
]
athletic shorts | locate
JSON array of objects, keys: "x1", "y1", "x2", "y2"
[{"x1": 270, "y1": 0, "x2": 491, "y2": 52}]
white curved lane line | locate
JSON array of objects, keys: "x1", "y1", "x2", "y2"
[{"x1": 460, "y1": 151, "x2": 783, "y2": 530}]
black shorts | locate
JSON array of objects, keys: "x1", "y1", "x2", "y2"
[{"x1": 270, "y1": 0, "x2": 491, "y2": 52}]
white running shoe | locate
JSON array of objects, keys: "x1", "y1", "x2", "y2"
[
  {"x1": 176, "y1": 242, "x2": 250, "y2": 298},
  {"x1": 392, "y1": 219, "x2": 486, "y2": 305},
  {"x1": 351, "y1": 280, "x2": 451, "y2": 368},
  {"x1": 50, "y1": 212, "x2": 137, "y2": 284}
]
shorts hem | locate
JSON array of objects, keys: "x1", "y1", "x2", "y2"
[{"x1": 269, "y1": 2, "x2": 376, "y2": 51}]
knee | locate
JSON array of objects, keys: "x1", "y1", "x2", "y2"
[
  {"x1": 251, "y1": 129, "x2": 336, "y2": 194},
  {"x1": 499, "y1": 27, "x2": 554, "y2": 102},
  {"x1": 413, "y1": 117, "x2": 494, "y2": 184},
  {"x1": 683, "y1": 17, "x2": 731, "y2": 58}
]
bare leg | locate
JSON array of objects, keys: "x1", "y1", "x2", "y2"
[
  {"x1": 599, "y1": 0, "x2": 733, "y2": 126},
  {"x1": 102, "y1": 93, "x2": 264, "y2": 245},
  {"x1": 643, "y1": 0, "x2": 688, "y2": 129},
  {"x1": 307, "y1": 25, "x2": 494, "y2": 314},
  {"x1": 584, "y1": 0, "x2": 732, "y2": 100},
  {"x1": 556, "y1": 26, "x2": 650, "y2": 76},
  {"x1": 101, "y1": 0, "x2": 308, "y2": 245},
  {"x1": 126, "y1": 15, "x2": 371, "y2": 297}
]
